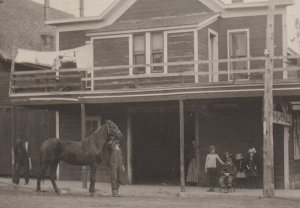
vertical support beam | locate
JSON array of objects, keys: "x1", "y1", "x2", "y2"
[
  {"x1": 81, "y1": 104, "x2": 88, "y2": 189},
  {"x1": 163, "y1": 32, "x2": 168, "y2": 74},
  {"x1": 282, "y1": 10, "x2": 288, "y2": 80},
  {"x1": 127, "y1": 110, "x2": 133, "y2": 185},
  {"x1": 79, "y1": 0, "x2": 84, "y2": 17},
  {"x1": 194, "y1": 111, "x2": 200, "y2": 183},
  {"x1": 263, "y1": 0, "x2": 275, "y2": 198},
  {"x1": 194, "y1": 30, "x2": 199, "y2": 83},
  {"x1": 282, "y1": 101, "x2": 290, "y2": 189},
  {"x1": 145, "y1": 32, "x2": 151, "y2": 74},
  {"x1": 129, "y1": 35, "x2": 134, "y2": 75},
  {"x1": 55, "y1": 111, "x2": 60, "y2": 180},
  {"x1": 44, "y1": 0, "x2": 50, "y2": 21},
  {"x1": 11, "y1": 106, "x2": 15, "y2": 183},
  {"x1": 179, "y1": 100, "x2": 185, "y2": 192}
]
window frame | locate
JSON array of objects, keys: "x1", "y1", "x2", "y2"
[
  {"x1": 227, "y1": 28, "x2": 250, "y2": 81},
  {"x1": 86, "y1": 116, "x2": 101, "y2": 137},
  {"x1": 151, "y1": 32, "x2": 164, "y2": 73},
  {"x1": 133, "y1": 34, "x2": 146, "y2": 74}
]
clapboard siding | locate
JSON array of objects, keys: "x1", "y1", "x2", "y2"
[
  {"x1": 0, "y1": 72, "x2": 10, "y2": 107},
  {"x1": 93, "y1": 37, "x2": 129, "y2": 67},
  {"x1": 117, "y1": 0, "x2": 212, "y2": 22},
  {"x1": 217, "y1": 15, "x2": 283, "y2": 81},
  {"x1": 59, "y1": 30, "x2": 88, "y2": 50}
]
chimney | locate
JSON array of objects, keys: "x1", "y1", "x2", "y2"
[
  {"x1": 232, "y1": 0, "x2": 243, "y2": 3},
  {"x1": 44, "y1": 0, "x2": 50, "y2": 21},
  {"x1": 79, "y1": 0, "x2": 84, "y2": 17}
]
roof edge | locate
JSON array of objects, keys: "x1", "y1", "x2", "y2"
[
  {"x1": 45, "y1": 0, "x2": 121, "y2": 25},
  {"x1": 223, "y1": 0, "x2": 294, "y2": 9}
]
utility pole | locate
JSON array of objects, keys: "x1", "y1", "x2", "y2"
[{"x1": 263, "y1": 0, "x2": 275, "y2": 198}]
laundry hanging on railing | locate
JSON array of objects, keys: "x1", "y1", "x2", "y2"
[{"x1": 14, "y1": 44, "x2": 93, "y2": 69}]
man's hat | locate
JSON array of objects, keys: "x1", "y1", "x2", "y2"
[
  {"x1": 248, "y1": 148, "x2": 257, "y2": 154},
  {"x1": 235, "y1": 153, "x2": 244, "y2": 160},
  {"x1": 225, "y1": 152, "x2": 232, "y2": 157},
  {"x1": 209, "y1": 145, "x2": 216, "y2": 150}
]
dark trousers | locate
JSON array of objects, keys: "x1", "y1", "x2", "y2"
[
  {"x1": 14, "y1": 159, "x2": 29, "y2": 184},
  {"x1": 110, "y1": 164, "x2": 122, "y2": 191},
  {"x1": 207, "y1": 168, "x2": 217, "y2": 189}
]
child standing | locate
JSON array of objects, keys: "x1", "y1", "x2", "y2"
[{"x1": 205, "y1": 145, "x2": 224, "y2": 192}]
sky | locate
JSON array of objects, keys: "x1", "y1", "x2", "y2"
[{"x1": 31, "y1": 0, "x2": 300, "y2": 52}]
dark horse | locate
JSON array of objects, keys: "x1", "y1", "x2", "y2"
[{"x1": 36, "y1": 120, "x2": 123, "y2": 195}]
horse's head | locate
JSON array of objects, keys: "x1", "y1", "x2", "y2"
[{"x1": 105, "y1": 120, "x2": 123, "y2": 142}]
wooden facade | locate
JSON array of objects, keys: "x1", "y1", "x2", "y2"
[{"x1": 7, "y1": 0, "x2": 300, "y2": 190}]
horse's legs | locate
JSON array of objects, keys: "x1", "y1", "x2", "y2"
[
  {"x1": 89, "y1": 163, "x2": 97, "y2": 195},
  {"x1": 37, "y1": 163, "x2": 49, "y2": 192},
  {"x1": 50, "y1": 161, "x2": 61, "y2": 195}
]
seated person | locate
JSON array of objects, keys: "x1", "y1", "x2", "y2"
[{"x1": 219, "y1": 154, "x2": 236, "y2": 192}]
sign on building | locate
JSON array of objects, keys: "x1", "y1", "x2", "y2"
[{"x1": 273, "y1": 111, "x2": 292, "y2": 126}]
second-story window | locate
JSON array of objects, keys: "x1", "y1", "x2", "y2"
[
  {"x1": 228, "y1": 30, "x2": 249, "y2": 80},
  {"x1": 133, "y1": 35, "x2": 146, "y2": 74},
  {"x1": 151, "y1": 33, "x2": 164, "y2": 73}
]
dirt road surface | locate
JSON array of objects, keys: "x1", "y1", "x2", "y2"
[{"x1": 0, "y1": 179, "x2": 300, "y2": 208}]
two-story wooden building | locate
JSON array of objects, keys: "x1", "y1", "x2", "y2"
[{"x1": 9, "y1": 0, "x2": 300, "y2": 189}]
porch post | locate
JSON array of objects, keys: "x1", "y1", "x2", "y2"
[
  {"x1": 194, "y1": 111, "x2": 200, "y2": 183},
  {"x1": 11, "y1": 106, "x2": 15, "y2": 183},
  {"x1": 127, "y1": 110, "x2": 133, "y2": 185},
  {"x1": 55, "y1": 111, "x2": 60, "y2": 180},
  {"x1": 263, "y1": 0, "x2": 275, "y2": 198},
  {"x1": 179, "y1": 100, "x2": 185, "y2": 192},
  {"x1": 282, "y1": 101, "x2": 290, "y2": 189},
  {"x1": 81, "y1": 103, "x2": 88, "y2": 189}
]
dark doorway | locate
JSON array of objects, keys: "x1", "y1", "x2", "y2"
[{"x1": 132, "y1": 112, "x2": 180, "y2": 185}]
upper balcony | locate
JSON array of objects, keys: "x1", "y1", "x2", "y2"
[{"x1": 9, "y1": 55, "x2": 300, "y2": 105}]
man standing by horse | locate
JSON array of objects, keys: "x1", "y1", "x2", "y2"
[
  {"x1": 14, "y1": 135, "x2": 31, "y2": 185},
  {"x1": 108, "y1": 138, "x2": 126, "y2": 197}
]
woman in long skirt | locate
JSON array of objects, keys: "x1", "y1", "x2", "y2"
[{"x1": 187, "y1": 140, "x2": 199, "y2": 185}]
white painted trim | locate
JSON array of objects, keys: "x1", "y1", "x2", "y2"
[
  {"x1": 197, "y1": 14, "x2": 220, "y2": 30},
  {"x1": 199, "y1": 0, "x2": 223, "y2": 12},
  {"x1": 222, "y1": 0, "x2": 293, "y2": 9},
  {"x1": 165, "y1": 28, "x2": 196, "y2": 35},
  {"x1": 194, "y1": 30, "x2": 199, "y2": 83},
  {"x1": 88, "y1": 25, "x2": 198, "y2": 37},
  {"x1": 55, "y1": 111, "x2": 60, "y2": 180},
  {"x1": 282, "y1": 9, "x2": 288, "y2": 80},
  {"x1": 221, "y1": 7, "x2": 286, "y2": 18},
  {"x1": 163, "y1": 32, "x2": 168, "y2": 74},
  {"x1": 145, "y1": 32, "x2": 151, "y2": 74},
  {"x1": 91, "y1": 34, "x2": 131, "y2": 40},
  {"x1": 227, "y1": 28, "x2": 250, "y2": 81},
  {"x1": 208, "y1": 28, "x2": 219, "y2": 83},
  {"x1": 129, "y1": 34, "x2": 134, "y2": 75}
]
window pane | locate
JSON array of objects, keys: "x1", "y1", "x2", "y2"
[
  {"x1": 152, "y1": 33, "x2": 163, "y2": 51},
  {"x1": 134, "y1": 54, "x2": 145, "y2": 64},
  {"x1": 230, "y1": 32, "x2": 247, "y2": 57},
  {"x1": 152, "y1": 53, "x2": 163, "y2": 63},
  {"x1": 134, "y1": 35, "x2": 145, "y2": 52}
]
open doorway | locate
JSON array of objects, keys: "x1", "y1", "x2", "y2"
[{"x1": 132, "y1": 112, "x2": 180, "y2": 185}]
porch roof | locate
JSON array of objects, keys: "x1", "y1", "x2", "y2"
[{"x1": 87, "y1": 12, "x2": 217, "y2": 34}]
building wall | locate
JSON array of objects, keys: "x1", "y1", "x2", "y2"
[
  {"x1": 116, "y1": 0, "x2": 212, "y2": 22},
  {"x1": 59, "y1": 30, "x2": 89, "y2": 50}
]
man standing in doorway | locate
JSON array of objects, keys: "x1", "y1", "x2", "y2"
[
  {"x1": 108, "y1": 138, "x2": 126, "y2": 197},
  {"x1": 14, "y1": 135, "x2": 30, "y2": 185}
]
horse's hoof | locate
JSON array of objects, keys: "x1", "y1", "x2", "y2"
[{"x1": 55, "y1": 190, "x2": 62, "y2": 195}]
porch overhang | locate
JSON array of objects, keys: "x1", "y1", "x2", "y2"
[{"x1": 9, "y1": 82, "x2": 300, "y2": 106}]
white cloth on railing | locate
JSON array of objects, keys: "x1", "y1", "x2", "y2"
[
  {"x1": 14, "y1": 45, "x2": 93, "y2": 68},
  {"x1": 75, "y1": 44, "x2": 93, "y2": 69}
]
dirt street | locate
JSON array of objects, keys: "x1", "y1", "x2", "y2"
[{"x1": 0, "y1": 183, "x2": 300, "y2": 208}]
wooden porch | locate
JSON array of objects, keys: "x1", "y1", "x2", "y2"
[{"x1": 8, "y1": 56, "x2": 300, "y2": 105}]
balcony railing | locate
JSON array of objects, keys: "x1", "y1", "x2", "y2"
[{"x1": 9, "y1": 56, "x2": 300, "y2": 97}]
